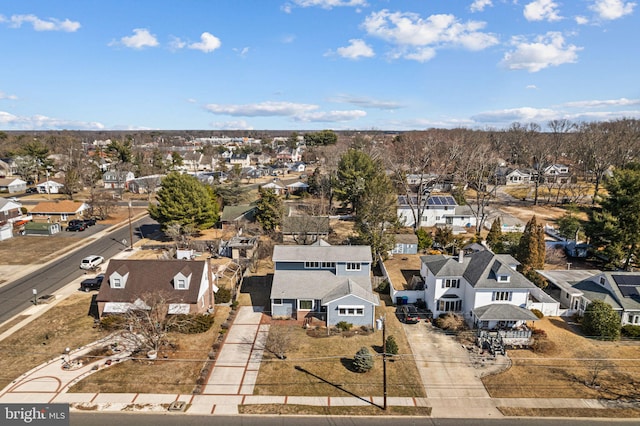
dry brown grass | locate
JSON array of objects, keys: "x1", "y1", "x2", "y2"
[
  {"x1": 239, "y1": 404, "x2": 431, "y2": 416},
  {"x1": 499, "y1": 407, "x2": 640, "y2": 418},
  {"x1": 0, "y1": 293, "x2": 107, "y2": 390},
  {"x1": 68, "y1": 306, "x2": 230, "y2": 394},
  {"x1": 482, "y1": 317, "x2": 640, "y2": 399},
  {"x1": 253, "y1": 301, "x2": 426, "y2": 398}
]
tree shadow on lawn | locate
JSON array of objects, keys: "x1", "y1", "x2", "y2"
[
  {"x1": 295, "y1": 365, "x2": 383, "y2": 409},
  {"x1": 548, "y1": 317, "x2": 585, "y2": 337}
]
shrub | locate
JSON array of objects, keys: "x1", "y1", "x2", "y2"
[
  {"x1": 582, "y1": 300, "x2": 621, "y2": 340},
  {"x1": 216, "y1": 287, "x2": 232, "y2": 303},
  {"x1": 385, "y1": 335, "x2": 398, "y2": 355},
  {"x1": 531, "y1": 336, "x2": 555, "y2": 353},
  {"x1": 336, "y1": 321, "x2": 353, "y2": 331},
  {"x1": 622, "y1": 324, "x2": 640, "y2": 338},
  {"x1": 100, "y1": 315, "x2": 126, "y2": 331},
  {"x1": 434, "y1": 313, "x2": 465, "y2": 331},
  {"x1": 375, "y1": 280, "x2": 389, "y2": 293},
  {"x1": 168, "y1": 314, "x2": 215, "y2": 334},
  {"x1": 353, "y1": 347, "x2": 374, "y2": 372},
  {"x1": 530, "y1": 308, "x2": 544, "y2": 319}
]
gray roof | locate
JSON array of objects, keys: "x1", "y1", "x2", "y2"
[
  {"x1": 473, "y1": 304, "x2": 539, "y2": 321},
  {"x1": 422, "y1": 251, "x2": 534, "y2": 290},
  {"x1": 393, "y1": 233, "x2": 419, "y2": 245},
  {"x1": 273, "y1": 245, "x2": 372, "y2": 263},
  {"x1": 573, "y1": 280, "x2": 623, "y2": 310},
  {"x1": 603, "y1": 272, "x2": 640, "y2": 311},
  {"x1": 270, "y1": 270, "x2": 375, "y2": 302},
  {"x1": 537, "y1": 269, "x2": 601, "y2": 296},
  {"x1": 321, "y1": 278, "x2": 380, "y2": 306}
]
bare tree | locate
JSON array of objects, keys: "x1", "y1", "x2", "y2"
[{"x1": 265, "y1": 325, "x2": 297, "y2": 359}]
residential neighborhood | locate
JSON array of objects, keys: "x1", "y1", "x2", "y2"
[{"x1": 0, "y1": 125, "x2": 640, "y2": 420}]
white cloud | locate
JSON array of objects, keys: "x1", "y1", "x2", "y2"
[
  {"x1": 526, "y1": 84, "x2": 538, "y2": 90},
  {"x1": 0, "y1": 110, "x2": 104, "y2": 130},
  {"x1": 563, "y1": 97, "x2": 640, "y2": 108},
  {"x1": 523, "y1": 0, "x2": 562, "y2": 22},
  {"x1": 233, "y1": 47, "x2": 250, "y2": 57},
  {"x1": 294, "y1": 109, "x2": 367, "y2": 122},
  {"x1": 2, "y1": 14, "x2": 80, "y2": 32},
  {"x1": 501, "y1": 32, "x2": 581, "y2": 72},
  {"x1": 204, "y1": 101, "x2": 318, "y2": 117},
  {"x1": 286, "y1": 0, "x2": 367, "y2": 10},
  {"x1": 0, "y1": 91, "x2": 18, "y2": 100},
  {"x1": 116, "y1": 29, "x2": 159, "y2": 49},
  {"x1": 336, "y1": 39, "x2": 374, "y2": 59},
  {"x1": 169, "y1": 36, "x2": 187, "y2": 50},
  {"x1": 575, "y1": 15, "x2": 590, "y2": 24},
  {"x1": 361, "y1": 10, "x2": 498, "y2": 62},
  {"x1": 281, "y1": 34, "x2": 296, "y2": 43},
  {"x1": 329, "y1": 94, "x2": 404, "y2": 109},
  {"x1": 470, "y1": 0, "x2": 493, "y2": 12},
  {"x1": 589, "y1": 0, "x2": 636, "y2": 20},
  {"x1": 188, "y1": 32, "x2": 221, "y2": 53},
  {"x1": 472, "y1": 106, "x2": 560, "y2": 123},
  {"x1": 212, "y1": 120, "x2": 254, "y2": 130}
]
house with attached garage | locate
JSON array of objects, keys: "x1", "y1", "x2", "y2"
[
  {"x1": 270, "y1": 241, "x2": 380, "y2": 328},
  {"x1": 397, "y1": 194, "x2": 476, "y2": 232},
  {"x1": 0, "y1": 177, "x2": 27, "y2": 193},
  {"x1": 96, "y1": 259, "x2": 215, "y2": 318},
  {"x1": 538, "y1": 269, "x2": 640, "y2": 325}
]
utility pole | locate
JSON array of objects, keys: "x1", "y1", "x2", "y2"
[{"x1": 380, "y1": 315, "x2": 388, "y2": 410}]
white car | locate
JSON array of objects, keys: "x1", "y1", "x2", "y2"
[{"x1": 80, "y1": 255, "x2": 104, "y2": 270}]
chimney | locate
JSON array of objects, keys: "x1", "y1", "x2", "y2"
[{"x1": 458, "y1": 250, "x2": 464, "y2": 263}]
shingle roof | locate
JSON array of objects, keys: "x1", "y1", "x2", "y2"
[
  {"x1": 473, "y1": 304, "x2": 539, "y2": 321},
  {"x1": 96, "y1": 259, "x2": 206, "y2": 305},
  {"x1": 30, "y1": 200, "x2": 88, "y2": 214},
  {"x1": 273, "y1": 245, "x2": 372, "y2": 263},
  {"x1": 270, "y1": 270, "x2": 375, "y2": 302}
]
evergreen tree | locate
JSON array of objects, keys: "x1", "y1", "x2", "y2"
[
  {"x1": 585, "y1": 164, "x2": 640, "y2": 270},
  {"x1": 416, "y1": 228, "x2": 433, "y2": 252},
  {"x1": 516, "y1": 215, "x2": 545, "y2": 272},
  {"x1": 334, "y1": 149, "x2": 377, "y2": 214},
  {"x1": 385, "y1": 335, "x2": 399, "y2": 356},
  {"x1": 486, "y1": 217, "x2": 503, "y2": 252},
  {"x1": 148, "y1": 172, "x2": 219, "y2": 230},
  {"x1": 582, "y1": 300, "x2": 621, "y2": 340},
  {"x1": 255, "y1": 188, "x2": 284, "y2": 233},
  {"x1": 353, "y1": 346, "x2": 374, "y2": 372},
  {"x1": 355, "y1": 171, "x2": 398, "y2": 264}
]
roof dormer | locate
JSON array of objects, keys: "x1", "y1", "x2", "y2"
[
  {"x1": 109, "y1": 265, "x2": 130, "y2": 289},
  {"x1": 174, "y1": 266, "x2": 192, "y2": 290}
]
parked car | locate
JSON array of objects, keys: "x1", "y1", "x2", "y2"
[
  {"x1": 82, "y1": 218, "x2": 96, "y2": 226},
  {"x1": 25, "y1": 187, "x2": 38, "y2": 194},
  {"x1": 66, "y1": 222, "x2": 86, "y2": 232},
  {"x1": 397, "y1": 305, "x2": 421, "y2": 324},
  {"x1": 80, "y1": 255, "x2": 104, "y2": 270},
  {"x1": 80, "y1": 274, "x2": 104, "y2": 292}
]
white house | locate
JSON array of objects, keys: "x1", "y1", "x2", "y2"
[
  {"x1": 36, "y1": 179, "x2": 64, "y2": 194},
  {"x1": 397, "y1": 194, "x2": 476, "y2": 231},
  {"x1": 0, "y1": 178, "x2": 27, "y2": 193},
  {"x1": 505, "y1": 169, "x2": 534, "y2": 185}
]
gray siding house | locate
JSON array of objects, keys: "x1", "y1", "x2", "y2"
[{"x1": 270, "y1": 242, "x2": 379, "y2": 328}]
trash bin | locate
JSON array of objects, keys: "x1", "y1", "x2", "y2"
[{"x1": 401, "y1": 296, "x2": 409, "y2": 305}]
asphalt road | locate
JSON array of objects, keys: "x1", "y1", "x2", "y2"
[
  {"x1": 0, "y1": 215, "x2": 159, "y2": 324},
  {"x1": 70, "y1": 413, "x2": 638, "y2": 426}
]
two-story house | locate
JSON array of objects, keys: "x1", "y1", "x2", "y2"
[
  {"x1": 420, "y1": 251, "x2": 539, "y2": 329},
  {"x1": 397, "y1": 194, "x2": 476, "y2": 232},
  {"x1": 102, "y1": 170, "x2": 135, "y2": 189},
  {"x1": 96, "y1": 259, "x2": 214, "y2": 318},
  {"x1": 270, "y1": 241, "x2": 379, "y2": 328}
]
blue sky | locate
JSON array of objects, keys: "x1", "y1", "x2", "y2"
[{"x1": 0, "y1": 0, "x2": 638, "y2": 131}]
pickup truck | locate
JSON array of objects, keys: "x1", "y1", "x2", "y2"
[{"x1": 80, "y1": 274, "x2": 104, "y2": 292}]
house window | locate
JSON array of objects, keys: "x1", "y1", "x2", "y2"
[
  {"x1": 497, "y1": 275, "x2": 510, "y2": 282},
  {"x1": 176, "y1": 279, "x2": 186, "y2": 289},
  {"x1": 305, "y1": 261, "x2": 319, "y2": 269},
  {"x1": 346, "y1": 263, "x2": 361, "y2": 271},
  {"x1": 321, "y1": 262, "x2": 336, "y2": 268},
  {"x1": 442, "y1": 279, "x2": 460, "y2": 288},
  {"x1": 112, "y1": 278, "x2": 122, "y2": 288},
  {"x1": 338, "y1": 305, "x2": 364, "y2": 316},
  {"x1": 493, "y1": 291, "x2": 512, "y2": 301},
  {"x1": 599, "y1": 277, "x2": 606, "y2": 285},
  {"x1": 273, "y1": 299, "x2": 283, "y2": 305},
  {"x1": 299, "y1": 299, "x2": 313, "y2": 310},
  {"x1": 445, "y1": 217, "x2": 453, "y2": 225},
  {"x1": 438, "y1": 298, "x2": 462, "y2": 312}
]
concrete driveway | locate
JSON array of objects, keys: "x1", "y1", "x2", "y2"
[{"x1": 402, "y1": 322, "x2": 502, "y2": 418}]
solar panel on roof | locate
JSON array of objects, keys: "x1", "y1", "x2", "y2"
[
  {"x1": 612, "y1": 275, "x2": 640, "y2": 286},
  {"x1": 619, "y1": 286, "x2": 640, "y2": 298}
]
